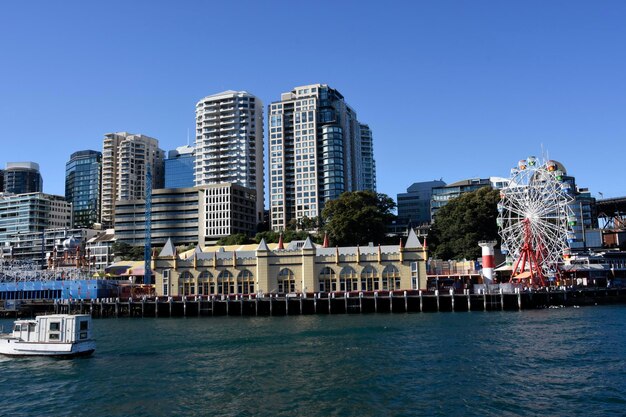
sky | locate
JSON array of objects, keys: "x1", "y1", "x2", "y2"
[{"x1": 1, "y1": 0, "x2": 625, "y2": 203}]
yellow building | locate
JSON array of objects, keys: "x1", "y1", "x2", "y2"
[{"x1": 153, "y1": 229, "x2": 427, "y2": 296}]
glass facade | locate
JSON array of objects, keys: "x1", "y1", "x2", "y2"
[
  {"x1": 65, "y1": 150, "x2": 101, "y2": 228},
  {"x1": 165, "y1": 150, "x2": 195, "y2": 188},
  {"x1": 4, "y1": 162, "x2": 43, "y2": 194}
]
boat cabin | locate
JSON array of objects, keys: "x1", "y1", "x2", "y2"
[{"x1": 11, "y1": 314, "x2": 92, "y2": 343}]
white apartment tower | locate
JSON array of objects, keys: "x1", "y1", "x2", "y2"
[
  {"x1": 195, "y1": 91, "x2": 264, "y2": 225},
  {"x1": 268, "y1": 84, "x2": 375, "y2": 231},
  {"x1": 100, "y1": 132, "x2": 165, "y2": 228}
]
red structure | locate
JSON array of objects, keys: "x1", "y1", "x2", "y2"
[{"x1": 511, "y1": 219, "x2": 546, "y2": 287}]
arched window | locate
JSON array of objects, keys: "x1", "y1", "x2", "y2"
[
  {"x1": 237, "y1": 269, "x2": 254, "y2": 294},
  {"x1": 198, "y1": 270, "x2": 214, "y2": 295},
  {"x1": 382, "y1": 265, "x2": 401, "y2": 291},
  {"x1": 179, "y1": 270, "x2": 195, "y2": 295},
  {"x1": 278, "y1": 268, "x2": 295, "y2": 293},
  {"x1": 340, "y1": 266, "x2": 358, "y2": 292},
  {"x1": 319, "y1": 267, "x2": 337, "y2": 292},
  {"x1": 361, "y1": 265, "x2": 378, "y2": 291},
  {"x1": 217, "y1": 270, "x2": 234, "y2": 295}
]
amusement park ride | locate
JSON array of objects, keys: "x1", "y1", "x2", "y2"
[{"x1": 497, "y1": 156, "x2": 577, "y2": 287}]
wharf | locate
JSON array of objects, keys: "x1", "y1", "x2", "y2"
[{"x1": 2, "y1": 288, "x2": 626, "y2": 318}]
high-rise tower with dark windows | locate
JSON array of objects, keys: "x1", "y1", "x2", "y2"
[
  {"x1": 4, "y1": 162, "x2": 43, "y2": 194},
  {"x1": 268, "y1": 84, "x2": 375, "y2": 231},
  {"x1": 65, "y1": 150, "x2": 102, "y2": 228}
]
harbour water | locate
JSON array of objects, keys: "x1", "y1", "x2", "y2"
[{"x1": 1, "y1": 306, "x2": 625, "y2": 416}]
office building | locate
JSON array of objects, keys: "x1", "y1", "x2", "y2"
[
  {"x1": 0, "y1": 169, "x2": 4, "y2": 192},
  {"x1": 114, "y1": 187, "x2": 200, "y2": 247},
  {"x1": 4, "y1": 162, "x2": 43, "y2": 194},
  {"x1": 195, "y1": 91, "x2": 264, "y2": 224},
  {"x1": 397, "y1": 180, "x2": 446, "y2": 227},
  {"x1": 153, "y1": 229, "x2": 426, "y2": 297},
  {"x1": 268, "y1": 84, "x2": 374, "y2": 231},
  {"x1": 165, "y1": 145, "x2": 195, "y2": 188},
  {"x1": 100, "y1": 132, "x2": 165, "y2": 228},
  {"x1": 113, "y1": 183, "x2": 256, "y2": 248},
  {"x1": 430, "y1": 177, "x2": 509, "y2": 220},
  {"x1": 65, "y1": 150, "x2": 102, "y2": 228}
]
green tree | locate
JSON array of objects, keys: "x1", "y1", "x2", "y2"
[
  {"x1": 428, "y1": 187, "x2": 500, "y2": 260},
  {"x1": 216, "y1": 233, "x2": 251, "y2": 246},
  {"x1": 321, "y1": 191, "x2": 396, "y2": 246}
]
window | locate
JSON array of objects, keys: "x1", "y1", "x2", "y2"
[
  {"x1": 50, "y1": 322, "x2": 60, "y2": 331},
  {"x1": 278, "y1": 268, "x2": 295, "y2": 293},
  {"x1": 80, "y1": 321, "x2": 89, "y2": 331},
  {"x1": 340, "y1": 267, "x2": 358, "y2": 292},
  {"x1": 319, "y1": 267, "x2": 336, "y2": 292}
]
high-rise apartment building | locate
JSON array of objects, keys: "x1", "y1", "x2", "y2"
[
  {"x1": 0, "y1": 169, "x2": 4, "y2": 192},
  {"x1": 165, "y1": 145, "x2": 195, "y2": 188},
  {"x1": 268, "y1": 84, "x2": 374, "y2": 231},
  {"x1": 4, "y1": 162, "x2": 43, "y2": 194},
  {"x1": 100, "y1": 132, "x2": 164, "y2": 228},
  {"x1": 195, "y1": 91, "x2": 264, "y2": 224},
  {"x1": 359, "y1": 124, "x2": 376, "y2": 192},
  {"x1": 65, "y1": 150, "x2": 102, "y2": 228}
]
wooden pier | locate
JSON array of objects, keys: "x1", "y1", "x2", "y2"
[{"x1": 3, "y1": 288, "x2": 626, "y2": 318}]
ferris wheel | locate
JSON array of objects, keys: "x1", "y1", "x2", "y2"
[{"x1": 497, "y1": 156, "x2": 576, "y2": 286}]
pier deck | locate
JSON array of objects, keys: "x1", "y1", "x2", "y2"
[{"x1": 2, "y1": 288, "x2": 625, "y2": 318}]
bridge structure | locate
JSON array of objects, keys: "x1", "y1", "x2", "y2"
[{"x1": 596, "y1": 197, "x2": 626, "y2": 229}]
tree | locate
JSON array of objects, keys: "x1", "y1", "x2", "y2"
[
  {"x1": 428, "y1": 187, "x2": 500, "y2": 260},
  {"x1": 112, "y1": 242, "x2": 144, "y2": 261},
  {"x1": 216, "y1": 233, "x2": 251, "y2": 246},
  {"x1": 321, "y1": 191, "x2": 396, "y2": 246}
]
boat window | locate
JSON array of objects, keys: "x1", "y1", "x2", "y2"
[
  {"x1": 14, "y1": 324, "x2": 21, "y2": 332},
  {"x1": 50, "y1": 322, "x2": 60, "y2": 331},
  {"x1": 28, "y1": 323, "x2": 36, "y2": 331},
  {"x1": 80, "y1": 332, "x2": 88, "y2": 340},
  {"x1": 80, "y1": 321, "x2": 88, "y2": 331},
  {"x1": 49, "y1": 333, "x2": 60, "y2": 340}
]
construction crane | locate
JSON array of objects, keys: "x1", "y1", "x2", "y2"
[{"x1": 144, "y1": 167, "x2": 152, "y2": 285}]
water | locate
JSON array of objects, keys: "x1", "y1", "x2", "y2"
[{"x1": 1, "y1": 307, "x2": 625, "y2": 416}]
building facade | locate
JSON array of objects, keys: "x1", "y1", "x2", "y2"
[
  {"x1": 195, "y1": 91, "x2": 264, "y2": 225},
  {"x1": 65, "y1": 150, "x2": 102, "y2": 228},
  {"x1": 113, "y1": 184, "x2": 257, "y2": 248},
  {"x1": 165, "y1": 145, "x2": 195, "y2": 188},
  {"x1": 430, "y1": 178, "x2": 494, "y2": 220},
  {"x1": 114, "y1": 187, "x2": 200, "y2": 248},
  {"x1": 268, "y1": 84, "x2": 373, "y2": 231},
  {"x1": 359, "y1": 124, "x2": 377, "y2": 192},
  {"x1": 198, "y1": 183, "x2": 257, "y2": 244},
  {"x1": 153, "y1": 230, "x2": 427, "y2": 297},
  {"x1": 0, "y1": 169, "x2": 4, "y2": 192},
  {"x1": 0, "y1": 193, "x2": 71, "y2": 247},
  {"x1": 397, "y1": 180, "x2": 446, "y2": 227},
  {"x1": 85, "y1": 229, "x2": 116, "y2": 272},
  {"x1": 100, "y1": 132, "x2": 165, "y2": 228},
  {"x1": 4, "y1": 162, "x2": 43, "y2": 194}
]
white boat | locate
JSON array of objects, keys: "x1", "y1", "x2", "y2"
[{"x1": 0, "y1": 314, "x2": 96, "y2": 357}]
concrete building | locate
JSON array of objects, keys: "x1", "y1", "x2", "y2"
[
  {"x1": 4, "y1": 162, "x2": 43, "y2": 194},
  {"x1": 359, "y1": 124, "x2": 377, "y2": 192},
  {"x1": 397, "y1": 180, "x2": 446, "y2": 227},
  {"x1": 165, "y1": 145, "x2": 195, "y2": 188},
  {"x1": 0, "y1": 227, "x2": 96, "y2": 264},
  {"x1": 100, "y1": 132, "x2": 164, "y2": 228},
  {"x1": 198, "y1": 183, "x2": 257, "y2": 244},
  {"x1": 0, "y1": 169, "x2": 4, "y2": 192},
  {"x1": 113, "y1": 184, "x2": 257, "y2": 248},
  {"x1": 268, "y1": 84, "x2": 374, "y2": 231},
  {"x1": 195, "y1": 91, "x2": 264, "y2": 225},
  {"x1": 114, "y1": 187, "x2": 200, "y2": 248},
  {"x1": 153, "y1": 229, "x2": 427, "y2": 297},
  {"x1": 65, "y1": 150, "x2": 102, "y2": 228}
]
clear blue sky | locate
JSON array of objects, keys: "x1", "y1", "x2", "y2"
[{"x1": 1, "y1": 0, "x2": 625, "y2": 203}]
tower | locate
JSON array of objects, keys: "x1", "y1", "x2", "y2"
[{"x1": 195, "y1": 91, "x2": 264, "y2": 224}]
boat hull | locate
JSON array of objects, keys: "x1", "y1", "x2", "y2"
[{"x1": 0, "y1": 339, "x2": 96, "y2": 358}]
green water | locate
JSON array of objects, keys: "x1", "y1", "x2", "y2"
[{"x1": 1, "y1": 306, "x2": 625, "y2": 416}]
